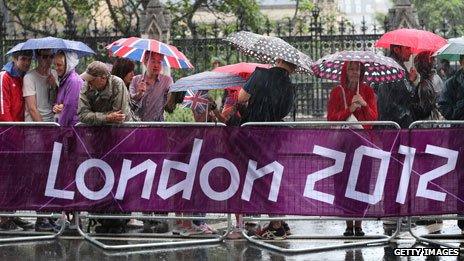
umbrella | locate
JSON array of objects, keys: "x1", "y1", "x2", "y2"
[
  {"x1": 182, "y1": 89, "x2": 209, "y2": 113},
  {"x1": 212, "y1": 62, "x2": 270, "y2": 77},
  {"x1": 212, "y1": 62, "x2": 270, "y2": 90},
  {"x1": 6, "y1": 36, "x2": 95, "y2": 57},
  {"x1": 311, "y1": 51, "x2": 405, "y2": 84},
  {"x1": 225, "y1": 31, "x2": 313, "y2": 74},
  {"x1": 375, "y1": 28, "x2": 447, "y2": 53},
  {"x1": 434, "y1": 37, "x2": 464, "y2": 61},
  {"x1": 169, "y1": 71, "x2": 246, "y2": 92},
  {"x1": 107, "y1": 37, "x2": 193, "y2": 69}
]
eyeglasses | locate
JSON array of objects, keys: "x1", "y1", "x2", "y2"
[{"x1": 40, "y1": 54, "x2": 55, "y2": 59}]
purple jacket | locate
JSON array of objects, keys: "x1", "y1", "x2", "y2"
[{"x1": 56, "y1": 70, "x2": 83, "y2": 126}]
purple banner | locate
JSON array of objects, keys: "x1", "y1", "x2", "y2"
[{"x1": 0, "y1": 125, "x2": 462, "y2": 217}]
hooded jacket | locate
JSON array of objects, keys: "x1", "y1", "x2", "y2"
[
  {"x1": 241, "y1": 67, "x2": 295, "y2": 123},
  {"x1": 0, "y1": 62, "x2": 25, "y2": 122},
  {"x1": 55, "y1": 52, "x2": 83, "y2": 126},
  {"x1": 327, "y1": 62, "x2": 378, "y2": 129}
]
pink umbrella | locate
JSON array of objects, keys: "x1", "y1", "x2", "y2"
[
  {"x1": 212, "y1": 62, "x2": 270, "y2": 77},
  {"x1": 212, "y1": 62, "x2": 270, "y2": 90}
]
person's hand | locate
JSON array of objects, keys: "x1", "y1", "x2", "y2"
[
  {"x1": 136, "y1": 81, "x2": 147, "y2": 95},
  {"x1": 208, "y1": 101, "x2": 218, "y2": 111},
  {"x1": 47, "y1": 74, "x2": 57, "y2": 87},
  {"x1": 106, "y1": 110, "x2": 126, "y2": 123},
  {"x1": 409, "y1": 67, "x2": 418, "y2": 82},
  {"x1": 352, "y1": 94, "x2": 367, "y2": 107},
  {"x1": 53, "y1": 104, "x2": 64, "y2": 113},
  {"x1": 349, "y1": 102, "x2": 361, "y2": 112}
]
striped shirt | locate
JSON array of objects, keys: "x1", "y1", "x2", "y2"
[{"x1": 129, "y1": 74, "x2": 173, "y2": 122}]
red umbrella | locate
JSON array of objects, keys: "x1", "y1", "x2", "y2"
[
  {"x1": 212, "y1": 62, "x2": 270, "y2": 90},
  {"x1": 375, "y1": 28, "x2": 447, "y2": 53},
  {"x1": 212, "y1": 62, "x2": 270, "y2": 79}
]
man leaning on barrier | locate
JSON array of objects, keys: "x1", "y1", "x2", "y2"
[
  {"x1": 78, "y1": 61, "x2": 132, "y2": 125},
  {"x1": 78, "y1": 61, "x2": 132, "y2": 233}
]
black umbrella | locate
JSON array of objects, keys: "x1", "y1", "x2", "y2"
[{"x1": 225, "y1": 31, "x2": 313, "y2": 74}]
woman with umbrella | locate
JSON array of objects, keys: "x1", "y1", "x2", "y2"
[{"x1": 327, "y1": 60, "x2": 378, "y2": 237}]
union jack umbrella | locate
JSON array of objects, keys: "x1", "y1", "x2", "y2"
[
  {"x1": 182, "y1": 90, "x2": 209, "y2": 113},
  {"x1": 107, "y1": 37, "x2": 194, "y2": 69}
]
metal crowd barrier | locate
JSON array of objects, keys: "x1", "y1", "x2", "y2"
[
  {"x1": 406, "y1": 120, "x2": 464, "y2": 250},
  {"x1": 0, "y1": 122, "x2": 68, "y2": 243},
  {"x1": 239, "y1": 121, "x2": 403, "y2": 254},
  {"x1": 73, "y1": 122, "x2": 232, "y2": 250}
]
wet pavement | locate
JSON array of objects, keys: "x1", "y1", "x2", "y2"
[{"x1": 0, "y1": 219, "x2": 463, "y2": 260}]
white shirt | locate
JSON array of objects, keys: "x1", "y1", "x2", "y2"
[{"x1": 23, "y1": 69, "x2": 57, "y2": 122}]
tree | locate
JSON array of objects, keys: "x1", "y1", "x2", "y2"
[
  {"x1": 3, "y1": 0, "x2": 98, "y2": 37},
  {"x1": 165, "y1": 0, "x2": 265, "y2": 38},
  {"x1": 411, "y1": 0, "x2": 464, "y2": 36},
  {"x1": 2, "y1": 0, "x2": 143, "y2": 37}
]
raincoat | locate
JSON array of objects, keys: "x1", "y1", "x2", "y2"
[
  {"x1": 241, "y1": 67, "x2": 294, "y2": 123},
  {"x1": 55, "y1": 52, "x2": 83, "y2": 126},
  {"x1": 327, "y1": 62, "x2": 378, "y2": 128}
]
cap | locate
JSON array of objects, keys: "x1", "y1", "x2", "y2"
[{"x1": 81, "y1": 61, "x2": 110, "y2": 82}]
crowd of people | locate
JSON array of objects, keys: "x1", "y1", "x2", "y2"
[{"x1": 0, "y1": 41, "x2": 463, "y2": 238}]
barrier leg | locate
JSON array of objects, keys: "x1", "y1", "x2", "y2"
[
  {"x1": 0, "y1": 212, "x2": 68, "y2": 244},
  {"x1": 407, "y1": 216, "x2": 463, "y2": 249},
  {"x1": 75, "y1": 212, "x2": 231, "y2": 250},
  {"x1": 241, "y1": 217, "x2": 400, "y2": 254}
]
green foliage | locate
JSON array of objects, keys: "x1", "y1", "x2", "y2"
[
  {"x1": 4, "y1": 0, "x2": 141, "y2": 36},
  {"x1": 164, "y1": 106, "x2": 195, "y2": 122},
  {"x1": 4, "y1": 0, "x2": 99, "y2": 34},
  {"x1": 298, "y1": 0, "x2": 314, "y2": 13},
  {"x1": 411, "y1": 0, "x2": 464, "y2": 36},
  {"x1": 165, "y1": 0, "x2": 265, "y2": 38}
]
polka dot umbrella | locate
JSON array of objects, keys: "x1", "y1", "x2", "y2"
[
  {"x1": 225, "y1": 31, "x2": 313, "y2": 74},
  {"x1": 311, "y1": 50, "x2": 406, "y2": 84}
]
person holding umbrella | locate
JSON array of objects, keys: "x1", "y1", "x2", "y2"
[
  {"x1": 374, "y1": 29, "x2": 447, "y2": 128},
  {"x1": 238, "y1": 58, "x2": 297, "y2": 123},
  {"x1": 23, "y1": 49, "x2": 57, "y2": 123},
  {"x1": 327, "y1": 61, "x2": 378, "y2": 237},
  {"x1": 129, "y1": 52, "x2": 173, "y2": 122},
  {"x1": 374, "y1": 45, "x2": 417, "y2": 129},
  {"x1": 236, "y1": 58, "x2": 296, "y2": 238}
]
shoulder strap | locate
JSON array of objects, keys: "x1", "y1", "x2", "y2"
[{"x1": 339, "y1": 86, "x2": 348, "y2": 109}]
